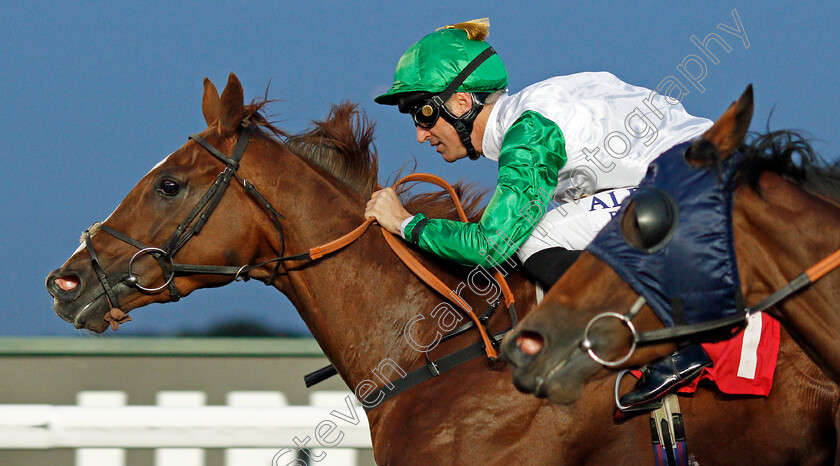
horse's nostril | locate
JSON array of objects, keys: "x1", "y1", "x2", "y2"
[
  {"x1": 55, "y1": 275, "x2": 80, "y2": 291},
  {"x1": 517, "y1": 331, "x2": 544, "y2": 356}
]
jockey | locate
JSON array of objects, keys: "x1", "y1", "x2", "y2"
[{"x1": 366, "y1": 19, "x2": 713, "y2": 409}]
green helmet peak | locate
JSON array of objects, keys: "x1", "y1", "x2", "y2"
[{"x1": 375, "y1": 20, "x2": 508, "y2": 106}]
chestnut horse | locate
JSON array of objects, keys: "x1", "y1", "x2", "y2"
[
  {"x1": 48, "y1": 75, "x2": 838, "y2": 464},
  {"x1": 502, "y1": 87, "x2": 840, "y2": 459}
]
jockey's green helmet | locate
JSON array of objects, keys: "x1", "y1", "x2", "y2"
[{"x1": 374, "y1": 24, "x2": 508, "y2": 106}]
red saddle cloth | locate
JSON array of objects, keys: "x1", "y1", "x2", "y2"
[{"x1": 680, "y1": 312, "x2": 780, "y2": 396}]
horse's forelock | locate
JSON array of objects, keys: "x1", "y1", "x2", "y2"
[{"x1": 242, "y1": 98, "x2": 289, "y2": 140}]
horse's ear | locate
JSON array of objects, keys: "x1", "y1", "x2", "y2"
[
  {"x1": 218, "y1": 73, "x2": 245, "y2": 136},
  {"x1": 202, "y1": 77, "x2": 221, "y2": 128},
  {"x1": 700, "y1": 84, "x2": 754, "y2": 161}
]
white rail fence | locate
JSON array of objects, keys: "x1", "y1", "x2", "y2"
[{"x1": 0, "y1": 390, "x2": 372, "y2": 466}]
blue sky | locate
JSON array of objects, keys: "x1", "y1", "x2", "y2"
[{"x1": 4, "y1": 2, "x2": 838, "y2": 336}]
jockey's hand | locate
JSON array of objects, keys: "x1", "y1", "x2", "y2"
[{"x1": 365, "y1": 187, "x2": 412, "y2": 235}]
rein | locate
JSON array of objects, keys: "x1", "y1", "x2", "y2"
[{"x1": 581, "y1": 247, "x2": 840, "y2": 367}]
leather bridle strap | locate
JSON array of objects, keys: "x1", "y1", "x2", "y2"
[
  {"x1": 583, "y1": 245, "x2": 840, "y2": 366},
  {"x1": 84, "y1": 228, "x2": 123, "y2": 314},
  {"x1": 162, "y1": 129, "x2": 253, "y2": 256},
  {"x1": 391, "y1": 173, "x2": 515, "y2": 306},
  {"x1": 637, "y1": 247, "x2": 840, "y2": 345},
  {"x1": 270, "y1": 172, "x2": 515, "y2": 358},
  {"x1": 83, "y1": 126, "x2": 516, "y2": 355},
  {"x1": 82, "y1": 127, "x2": 265, "y2": 329},
  {"x1": 382, "y1": 173, "x2": 515, "y2": 358}
]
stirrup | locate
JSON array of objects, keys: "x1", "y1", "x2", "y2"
[{"x1": 614, "y1": 369, "x2": 663, "y2": 414}]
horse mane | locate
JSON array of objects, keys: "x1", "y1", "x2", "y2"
[
  {"x1": 401, "y1": 182, "x2": 486, "y2": 222},
  {"x1": 245, "y1": 100, "x2": 487, "y2": 222},
  {"x1": 725, "y1": 130, "x2": 840, "y2": 202}
]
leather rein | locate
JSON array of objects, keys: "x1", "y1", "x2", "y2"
[{"x1": 83, "y1": 126, "x2": 515, "y2": 379}]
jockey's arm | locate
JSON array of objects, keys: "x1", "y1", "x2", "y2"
[{"x1": 403, "y1": 111, "x2": 567, "y2": 267}]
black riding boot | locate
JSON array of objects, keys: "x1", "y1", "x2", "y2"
[{"x1": 619, "y1": 344, "x2": 712, "y2": 410}]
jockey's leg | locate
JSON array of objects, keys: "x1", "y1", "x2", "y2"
[{"x1": 523, "y1": 247, "x2": 582, "y2": 288}]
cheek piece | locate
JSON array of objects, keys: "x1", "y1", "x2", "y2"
[{"x1": 433, "y1": 93, "x2": 485, "y2": 161}]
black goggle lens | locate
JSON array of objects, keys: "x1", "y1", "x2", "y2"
[{"x1": 411, "y1": 101, "x2": 440, "y2": 129}]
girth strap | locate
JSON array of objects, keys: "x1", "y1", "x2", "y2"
[
  {"x1": 361, "y1": 330, "x2": 508, "y2": 413},
  {"x1": 650, "y1": 395, "x2": 689, "y2": 466}
]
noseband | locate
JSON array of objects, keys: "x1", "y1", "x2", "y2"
[{"x1": 82, "y1": 126, "x2": 303, "y2": 329}]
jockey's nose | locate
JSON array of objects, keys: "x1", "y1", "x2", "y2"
[
  {"x1": 501, "y1": 328, "x2": 546, "y2": 368},
  {"x1": 416, "y1": 126, "x2": 431, "y2": 144}
]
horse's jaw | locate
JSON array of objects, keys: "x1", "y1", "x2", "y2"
[{"x1": 52, "y1": 291, "x2": 112, "y2": 333}]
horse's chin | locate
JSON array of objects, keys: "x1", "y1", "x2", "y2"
[
  {"x1": 513, "y1": 349, "x2": 601, "y2": 405},
  {"x1": 545, "y1": 351, "x2": 612, "y2": 405},
  {"x1": 544, "y1": 379, "x2": 585, "y2": 405},
  {"x1": 54, "y1": 294, "x2": 114, "y2": 333}
]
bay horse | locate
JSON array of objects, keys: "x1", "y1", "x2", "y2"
[
  {"x1": 501, "y1": 86, "x2": 840, "y2": 457},
  {"x1": 47, "y1": 75, "x2": 838, "y2": 464}
]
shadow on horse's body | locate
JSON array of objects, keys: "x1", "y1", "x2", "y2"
[{"x1": 47, "y1": 75, "x2": 838, "y2": 464}]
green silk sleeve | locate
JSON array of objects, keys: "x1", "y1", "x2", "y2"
[{"x1": 404, "y1": 111, "x2": 567, "y2": 267}]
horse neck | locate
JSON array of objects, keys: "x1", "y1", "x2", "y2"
[
  {"x1": 247, "y1": 138, "x2": 448, "y2": 388},
  {"x1": 733, "y1": 172, "x2": 840, "y2": 380}
]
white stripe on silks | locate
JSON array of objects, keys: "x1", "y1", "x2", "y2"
[{"x1": 737, "y1": 312, "x2": 763, "y2": 379}]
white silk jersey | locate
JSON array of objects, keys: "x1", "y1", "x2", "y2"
[{"x1": 481, "y1": 71, "x2": 713, "y2": 199}]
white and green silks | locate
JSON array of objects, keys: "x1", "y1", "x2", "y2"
[{"x1": 404, "y1": 71, "x2": 713, "y2": 268}]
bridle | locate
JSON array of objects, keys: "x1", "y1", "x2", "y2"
[
  {"x1": 580, "y1": 246, "x2": 840, "y2": 368},
  {"x1": 585, "y1": 247, "x2": 840, "y2": 413},
  {"x1": 577, "y1": 150, "x2": 840, "y2": 369},
  {"x1": 82, "y1": 126, "x2": 309, "y2": 329},
  {"x1": 79, "y1": 123, "x2": 524, "y2": 410},
  {"x1": 81, "y1": 125, "x2": 516, "y2": 371}
]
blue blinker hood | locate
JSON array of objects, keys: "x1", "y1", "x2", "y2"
[{"x1": 586, "y1": 141, "x2": 745, "y2": 327}]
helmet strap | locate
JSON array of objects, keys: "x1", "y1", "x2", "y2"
[
  {"x1": 429, "y1": 46, "x2": 499, "y2": 161},
  {"x1": 436, "y1": 93, "x2": 484, "y2": 160}
]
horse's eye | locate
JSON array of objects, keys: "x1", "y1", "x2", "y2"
[{"x1": 158, "y1": 180, "x2": 181, "y2": 196}]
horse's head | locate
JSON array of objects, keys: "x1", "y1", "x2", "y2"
[
  {"x1": 46, "y1": 74, "x2": 295, "y2": 332},
  {"x1": 500, "y1": 85, "x2": 755, "y2": 404}
]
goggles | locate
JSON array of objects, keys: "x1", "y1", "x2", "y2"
[
  {"x1": 410, "y1": 97, "x2": 446, "y2": 129},
  {"x1": 410, "y1": 92, "x2": 491, "y2": 129}
]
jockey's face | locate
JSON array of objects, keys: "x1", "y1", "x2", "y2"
[{"x1": 414, "y1": 93, "x2": 475, "y2": 163}]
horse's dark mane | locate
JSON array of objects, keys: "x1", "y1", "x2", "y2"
[
  {"x1": 245, "y1": 100, "x2": 486, "y2": 222},
  {"x1": 728, "y1": 130, "x2": 840, "y2": 201}
]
